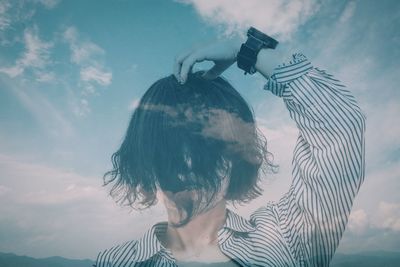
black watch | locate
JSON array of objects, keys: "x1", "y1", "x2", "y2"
[{"x1": 237, "y1": 27, "x2": 279, "y2": 75}]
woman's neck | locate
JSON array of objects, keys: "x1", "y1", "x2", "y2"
[{"x1": 163, "y1": 199, "x2": 227, "y2": 252}]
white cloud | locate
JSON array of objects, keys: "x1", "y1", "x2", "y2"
[
  {"x1": 63, "y1": 26, "x2": 107, "y2": 68},
  {"x1": 337, "y1": 199, "x2": 400, "y2": 253},
  {"x1": 0, "y1": 153, "x2": 166, "y2": 259},
  {"x1": 348, "y1": 209, "x2": 369, "y2": 234},
  {"x1": 35, "y1": 70, "x2": 56, "y2": 82},
  {"x1": 0, "y1": 26, "x2": 53, "y2": 79},
  {"x1": 338, "y1": 199, "x2": 400, "y2": 254},
  {"x1": 63, "y1": 27, "x2": 104, "y2": 64},
  {"x1": 178, "y1": 0, "x2": 320, "y2": 40},
  {"x1": 21, "y1": 184, "x2": 100, "y2": 206},
  {"x1": 0, "y1": 0, "x2": 11, "y2": 31},
  {"x1": 63, "y1": 26, "x2": 113, "y2": 115},
  {"x1": 80, "y1": 66, "x2": 112, "y2": 86},
  {"x1": 72, "y1": 98, "x2": 91, "y2": 117},
  {"x1": 339, "y1": 1, "x2": 356, "y2": 23},
  {"x1": 36, "y1": 0, "x2": 60, "y2": 9},
  {"x1": 251, "y1": 13, "x2": 400, "y2": 249},
  {"x1": 377, "y1": 201, "x2": 400, "y2": 231},
  {"x1": 19, "y1": 26, "x2": 52, "y2": 68},
  {"x1": 0, "y1": 65, "x2": 24, "y2": 78},
  {"x1": 0, "y1": 0, "x2": 58, "y2": 45},
  {"x1": 72, "y1": 42, "x2": 104, "y2": 64}
]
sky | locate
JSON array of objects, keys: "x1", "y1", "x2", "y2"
[{"x1": 0, "y1": 0, "x2": 399, "y2": 261}]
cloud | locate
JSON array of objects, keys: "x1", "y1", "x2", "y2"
[
  {"x1": 71, "y1": 98, "x2": 91, "y2": 117},
  {"x1": 0, "y1": 0, "x2": 59, "y2": 45},
  {"x1": 0, "y1": 65, "x2": 23, "y2": 77},
  {"x1": 63, "y1": 26, "x2": 113, "y2": 109},
  {"x1": 0, "y1": 2, "x2": 63, "y2": 82},
  {"x1": 63, "y1": 26, "x2": 104, "y2": 65},
  {"x1": 377, "y1": 201, "x2": 400, "y2": 231},
  {"x1": 35, "y1": 70, "x2": 56, "y2": 82},
  {"x1": 337, "y1": 169, "x2": 400, "y2": 251},
  {"x1": 21, "y1": 28, "x2": 52, "y2": 67},
  {"x1": 0, "y1": 153, "x2": 166, "y2": 259},
  {"x1": 253, "y1": 4, "x2": 399, "y2": 249},
  {"x1": 21, "y1": 184, "x2": 100, "y2": 206},
  {"x1": 0, "y1": 5, "x2": 112, "y2": 119},
  {"x1": 338, "y1": 199, "x2": 400, "y2": 253},
  {"x1": 0, "y1": 1, "x2": 11, "y2": 31},
  {"x1": 61, "y1": 26, "x2": 113, "y2": 117},
  {"x1": 348, "y1": 209, "x2": 369, "y2": 235},
  {"x1": 339, "y1": 1, "x2": 356, "y2": 23},
  {"x1": 137, "y1": 103, "x2": 258, "y2": 149},
  {"x1": 80, "y1": 66, "x2": 112, "y2": 86},
  {"x1": 177, "y1": 0, "x2": 321, "y2": 40},
  {"x1": 0, "y1": 26, "x2": 53, "y2": 78},
  {"x1": 36, "y1": 0, "x2": 60, "y2": 9}
]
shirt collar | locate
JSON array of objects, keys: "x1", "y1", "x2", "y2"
[
  {"x1": 131, "y1": 221, "x2": 167, "y2": 262},
  {"x1": 131, "y1": 208, "x2": 256, "y2": 262},
  {"x1": 223, "y1": 208, "x2": 257, "y2": 233}
]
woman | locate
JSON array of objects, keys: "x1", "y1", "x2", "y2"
[{"x1": 94, "y1": 28, "x2": 366, "y2": 267}]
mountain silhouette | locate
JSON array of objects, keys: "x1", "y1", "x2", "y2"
[
  {"x1": 0, "y1": 252, "x2": 94, "y2": 267},
  {"x1": 0, "y1": 251, "x2": 399, "y2": 267}
]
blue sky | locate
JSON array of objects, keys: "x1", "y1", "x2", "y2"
[{"x1": 0, "y1": 0, "x2": 399, "y2": 260}]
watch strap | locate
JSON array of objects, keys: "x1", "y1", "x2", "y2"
[{"x1": 237, "y1": 27, "x2": 279, "y2": 75}]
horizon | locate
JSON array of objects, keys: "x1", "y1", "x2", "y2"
[
  {"x1": 1, "y1": 249, "x2": 400, "y2": 262},
  {"x1": 0, "y1": 0, "x2": 399, "y2": 261}
]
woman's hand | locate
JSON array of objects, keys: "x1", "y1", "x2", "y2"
[{"x1": 173, "y1": 38, "x2": 243, "y2": 84}]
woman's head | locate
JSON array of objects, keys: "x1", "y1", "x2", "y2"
[{"x1": 104, "y1": 71, "x2": 277, "y2": 226}]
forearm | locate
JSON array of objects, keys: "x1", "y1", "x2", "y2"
[{"x1": 254, "y1": 45, "x2": 288, "y2": 79}]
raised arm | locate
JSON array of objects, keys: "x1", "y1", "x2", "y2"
[
  {"x1": 257, "y1": 48, "x2": 366, "y2": 266},
  {"x1": 174, "y1": 35, "x2": 366, "y2": 266}
]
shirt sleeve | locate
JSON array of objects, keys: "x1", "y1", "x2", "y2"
[
  {"x1": 93, "y1": 247, "x2": 114, "y2": 267},
  {"x1": 263, "y1": 53, "x2": 366, "y2": 266}
]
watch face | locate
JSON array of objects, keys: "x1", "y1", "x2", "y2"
[
  {"x1": 248, "y1": 27, "x2": 278, "y2": 49},
  {"x1": 247, "y1": 37, "x2": 264, "y2": 51},
  {"x1": 249, "y1": 27, "x2": 265, "y2": 40}
]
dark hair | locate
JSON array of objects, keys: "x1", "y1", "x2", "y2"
[{"x1": 104, "y1": 71, "x2": 277, "y2": 225}]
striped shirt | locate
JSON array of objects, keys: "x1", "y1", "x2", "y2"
[{"x1": 94, "y1": 53, "x2": 366, "y2": 267}]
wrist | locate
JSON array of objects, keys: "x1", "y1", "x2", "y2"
[
  {"x1": 236, "y1": 27, "x2": 279, "y2": 75},
  {"x1": 255, "y1": 47, "x2": 283, "y2": 78}
]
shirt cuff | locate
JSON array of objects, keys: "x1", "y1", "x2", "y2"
[{"x1": 263, "y1": 52, "x2": 313, "y2": 98}]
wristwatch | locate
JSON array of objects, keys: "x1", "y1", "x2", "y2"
[{"x1": 237, "y1": 27, "x2": 279, "y2": 75}]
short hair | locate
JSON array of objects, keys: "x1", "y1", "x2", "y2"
[{"x1": 103, "y1": 71, "x2": 277, "y2": 225}]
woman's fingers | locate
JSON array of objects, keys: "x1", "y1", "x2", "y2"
[
  {"x1": 173, "y1": 49, "x2": 193, "y2": 82},
  {"x1": 179, "y1": 52, "x2": 204, "y2": 84},
  {"x1": 174, "y1": 40, "x2": 238, "y2": 83}
]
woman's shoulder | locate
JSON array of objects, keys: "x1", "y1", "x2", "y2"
[
  {"x1": 93, "y1": 239, "x2": 139, "y2": 267},
  {"x1": 249, "y1": 201, "x2": 281, "y2": 226},
  {"x1": 93, "y1": 221, "x2": 168, "y2": 266}
]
